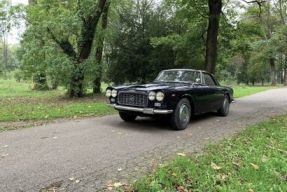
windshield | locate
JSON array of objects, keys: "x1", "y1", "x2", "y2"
[{"x1": 155, "y1": 70, "x2": 201, "y2": 83}]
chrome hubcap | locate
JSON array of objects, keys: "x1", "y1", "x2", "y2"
[
  {"x1": 179, "y1": 104, "x2": 190, "y2": 124},
  {"x1": 223, "y1": 98, "x2": 229, "y2": 114}
]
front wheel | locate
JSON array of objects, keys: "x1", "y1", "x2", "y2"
[
  {"x1": 119, "y1": 111, "x2": 137, "y2": 122},
  {"x1": 217, "y1": 95, "x2": 230, "y2": 116},
  {"x1": 170, "y1": 98, "x2": 191, "y2": 130}
]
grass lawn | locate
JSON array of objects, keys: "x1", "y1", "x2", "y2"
[
  {"x1": 0, "y1": 79, "x2": 114, "y2": 124},
  {"x1": 132, "y1": 115, "x2": 287, "y2": 192},
  {"x1": 232, "y1": 86, "x2": 277, "y2": 98}
]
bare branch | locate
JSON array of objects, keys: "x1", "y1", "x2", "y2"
[{"x1": 241, "y1": 0, "x2": 267, "y2": 17}]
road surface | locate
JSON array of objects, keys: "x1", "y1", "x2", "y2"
[{"x1": 0, "y1": 88, "x2": 287, "y2": 192}]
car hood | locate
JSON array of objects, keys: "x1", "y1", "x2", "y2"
[{"x1": 115, "y1": 82, "x2": 192, "y2": 92}]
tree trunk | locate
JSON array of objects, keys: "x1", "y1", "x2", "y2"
[
  {"x1": 68, "y1": 62, "x2": 85, "y2": 97},
  {"x1": 284, "y1": 56, "x2": 287, "y2": 86},
  {"x1": 2, "y1": 34, "x2": 8, "y2": 79},
  {"x1": 284, "y1": 67, "x2": 287, "y2": 86},
  {"x1": 205, "y1": 0, "x2": 222, "y2": 75},
  {"x1": 51, "y1": 75, "x2": 59, "y2": 90},
  {"x1": 270, "y1": 58, "x2": 276, "y2": 86},
  {"x1": 33, "y1": 73, "x2": 48, "y2": 90},
  {"x1": 93, "y1": 1, "x2": 110, "y2": 94}
]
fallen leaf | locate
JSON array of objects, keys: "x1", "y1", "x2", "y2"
[
  {"x1": 248, "y1": 189, "x2": 254, "y2": 192},
  {"x1": 177, "y1": 186, "x2": 188, "y2": 192},
  {"x1": 261, "y1": 155, "x2": 268, "y2": 162},
  {"x1": 171, "y1": 172, "x2": 177, "y2": 177},
  {"x1": 117, "y1": 168, "x2": 123, "y2": 172},
  {"x1": 107, "y1": 186, "x2": 113, "y2": 191},
  {"x1": 113, "y1": 182, "x2": 123, "y2": 188},
  {"x1": 211, "y1": 162, "x2": 221, "y2": 170},
  {"x1": 177, "y1": 153, "x2": 186, "y2": 157},
  {"x1": 2, "y1": 145, "x2": 8, "y2": 148},
  {"x1": 75, "y1": 180, "x2": 80, "y2": 183},
  {"x1": 250, "y1": 163, "x2": 259, "y2": 170},
  {"x1": 1, "y1": 154, "x2": 9, "y2": 158},
  {"x1": 216, "y1": 174, "x2": 228, "y2": 182},
  {"x1": 232, "y1": 162, "x2": 240, "y2": 167},
  {"x1": 68, "y1": 177, "x2": 75, "y2": 181}
]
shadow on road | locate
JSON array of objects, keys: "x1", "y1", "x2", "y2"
[{"x1": 109, "y1": 112, "x2": 219, "y2": 132}]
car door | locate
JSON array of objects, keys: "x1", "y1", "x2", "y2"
[{"x1": 201, "y1": 73, "x2": 223, "y2": 111}]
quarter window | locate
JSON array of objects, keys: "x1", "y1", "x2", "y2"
[{"x1": 204, "y1": 74, "x2": 216, "y2": 86}]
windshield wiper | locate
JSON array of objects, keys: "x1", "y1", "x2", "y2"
[{"x1": 153, "y1": 80, "x2": 194, "y2": 84}]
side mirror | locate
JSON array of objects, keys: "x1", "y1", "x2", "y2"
[{"x1": 195, "y1": 78, "x2": 201, "y2": 83}]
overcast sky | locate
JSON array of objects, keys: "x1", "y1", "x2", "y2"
[{"x1": 8, "y1": 0, "x2": 28, "y2": 45}]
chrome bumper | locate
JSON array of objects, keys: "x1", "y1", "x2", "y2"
[{"x1": 110, "y1": 104, "x2": 173, "y2": 115}]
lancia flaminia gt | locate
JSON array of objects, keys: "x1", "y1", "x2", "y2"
[{"x1": 106, "y1": 69, "x2": 234, "y2": 130}]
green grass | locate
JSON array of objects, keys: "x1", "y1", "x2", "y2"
[
  {"x1": 132, "y1": 116, "x2": 287, "y2": 192},
  {"x1": 0, "y1": 79, "x2": 114, "y2": 125},
  {"x1": 0, "y1": 79, "x2": 64, "y2": 97},
  {"x1": 232, "y1": 86, "x2": 277, "y2": 98}
]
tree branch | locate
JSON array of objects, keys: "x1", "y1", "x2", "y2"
[
  {"x1": 78, "y1": 0, "x2": 108, "y2": 60},
  {"x1": 47, "y1": 27, "x2": 77, "y2": 59},
  {"x1": 241, "y1": 0, "x2": 266, "y2": 17},
  {"x1": 77, "y1": 0, "x2": 86, "y2": 23}
]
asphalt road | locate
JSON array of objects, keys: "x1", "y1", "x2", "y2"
[{"x1": 1, "y1": 88, "x2": 287, "y2": 192}]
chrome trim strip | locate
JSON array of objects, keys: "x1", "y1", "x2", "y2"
[{"x1": 113, "y1": 105, "x2": 173, "y2": 114}]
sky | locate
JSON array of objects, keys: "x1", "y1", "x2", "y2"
[{"x1": 8, "y1": 0, "x2": 28, "y2": 45}]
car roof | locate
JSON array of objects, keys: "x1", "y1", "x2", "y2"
[{"x1": 161, "y1": 69, "x2": 210, "y2": 74}]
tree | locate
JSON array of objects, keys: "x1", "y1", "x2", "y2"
[
  {"x1": 93, "y1": 0, "x2": 110, "y2": 94},
  {"x1": 205, "y1": 0, "x2": 222, "y2": 74},
  {"x1": 46, "y1": 0, "x2": 110, "y2": 97}
]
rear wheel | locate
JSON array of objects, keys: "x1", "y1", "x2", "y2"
[
  {"x1": 217, "y1": 95, "x2": 230, "y2": 116},
  {"x1": 170, "y1": 98, "x2": 191, "y2": 130},
  {"x1": 119, "y1": 112, "x2": 137, "y2": 122}
]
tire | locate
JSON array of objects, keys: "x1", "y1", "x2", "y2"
[
  {"x1": 119, "y1": 111, "x2": 137, "y2": 122},
  {"x1": 217, "y1": 95, "x2": 230, "y2": 116},
  {"x1": 170, "y1": 98, "x2": 191, "y2": 130}
]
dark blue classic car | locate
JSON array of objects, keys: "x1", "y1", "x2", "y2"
[{"x1": 106, "y1": 69, "x2": 234, "y2": 130}]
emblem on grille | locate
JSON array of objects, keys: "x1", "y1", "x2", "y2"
[{"x1": 129, "y1": 95, "x2": 135, "y2": 102}]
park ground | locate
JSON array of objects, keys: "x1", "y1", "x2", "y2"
[
  {"x1": 0, "y1": 80, "x2": 286, "y2": 191},
  {"x1": 0, "y1": 79, "x2": 281, "y2": 132},
  {"x1": 131, "y1": 115, "x2": 287, "y2": 192}
]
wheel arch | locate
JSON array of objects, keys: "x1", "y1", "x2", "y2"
[
  {"x1": 181, "y1": 94, "x2": 195, "y2": 114},
  {"x1": 224, "y1": 92, "x2": 231, "y2": 103}
]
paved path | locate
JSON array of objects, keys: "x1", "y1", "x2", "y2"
[{"x1": 1, "y1": 88, "x2": 287, "y2": 192}]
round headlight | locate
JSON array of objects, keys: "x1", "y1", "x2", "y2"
[
  {"x1": 148, "y1": 91, "x2": 156, "y2": 101},
  {"x1": 111, "y1": 89, "x2": 118, "y2": 97},
  {"x1": 106, "y1": 89, "x2": 112, "y2": 97},
  {"x1": 156, "y1": 92, "x2": 165, "y2": 101}
]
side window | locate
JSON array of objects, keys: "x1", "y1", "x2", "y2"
[{"x1": 204, "y1": 74, "x2": 216, "y2": 86}]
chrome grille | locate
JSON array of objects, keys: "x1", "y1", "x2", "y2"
[{"x1": 118, "y1": 92, "x2": 148, "y2": 107}]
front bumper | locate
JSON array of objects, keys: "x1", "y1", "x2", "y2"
[{"x1": 110, "y1": 104, "x2": 173, "y2": 115}]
